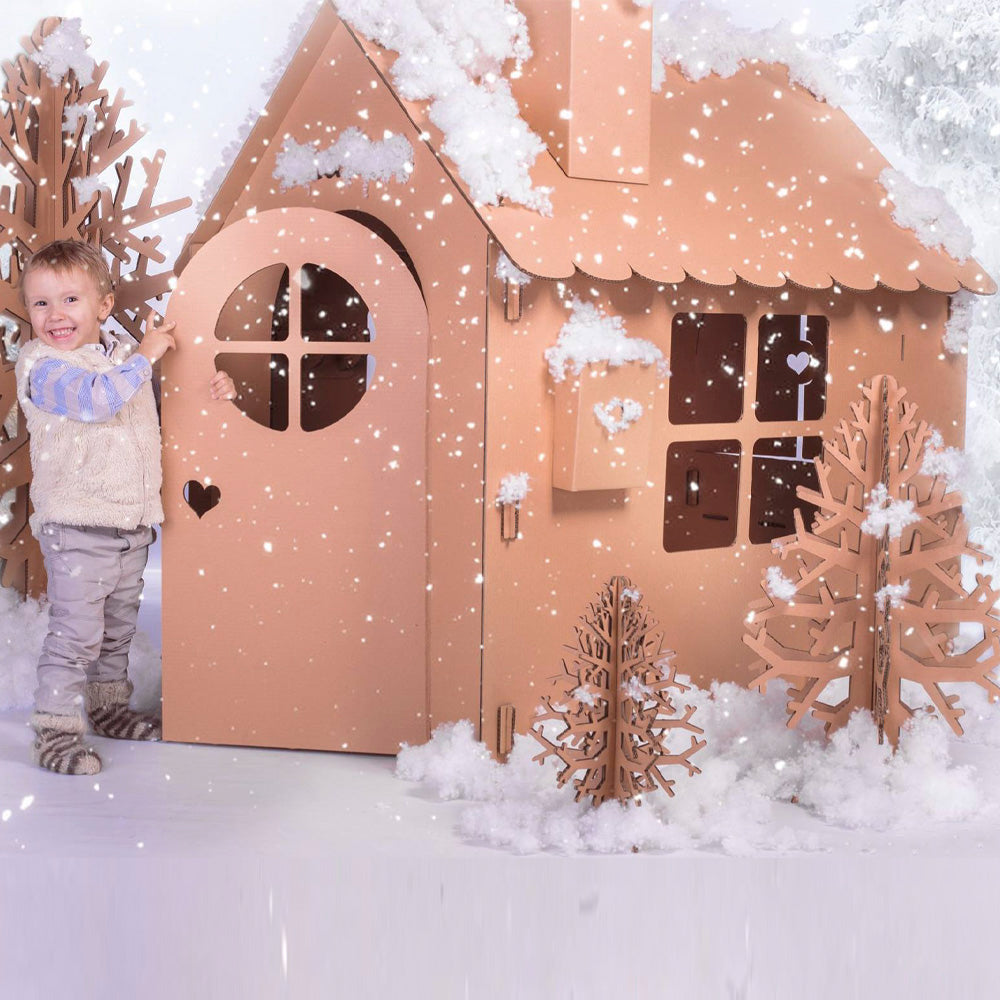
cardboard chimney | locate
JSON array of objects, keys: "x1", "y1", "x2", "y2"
[{"x1": 511, "y1": 0, "x2": 652, "y2": 183}]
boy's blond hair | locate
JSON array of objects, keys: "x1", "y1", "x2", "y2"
[{"x1": 20, "y1": 240, "x2": 114, "y2": 302}]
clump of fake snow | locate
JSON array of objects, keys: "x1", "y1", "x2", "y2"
[
  {"x1": 942, "y1": 288, "x2": 983, "y2": 355},
  {"x1": 765, "y1": 566, "x2": 797, "y2": 601},
  {"x1": 544, "y1": 299, "x2": 666, "y2": 383},
  {"x1": 874, "y1": 580, "x2": 911, "y2": 612},
  {"x1": 593, "y1": 397, "x2": 643, "y2": 437},
  {"x1": 0, "y1": 588, "x2": 162, "y2": 714},
  {"x1": 334, "y1": 0, "x2": 550, "y2": 212},
  {"x1": 31, "y1": 18, "x2": 95, "y2": 86},
  {"x1": 880, "y1": 168, "x2": 974, "y2": 262},
  {"x1": 495, "y1": 472, "x2": 529, "y2": 506},
  {"x1": 635, "y1": 0, "x2": 842, "y2": 104},
  {"x1": 495, "y1": 253, "x2": 532, "y2": 286},
  {"x1": 860, "y1": 483, "x2": 920, "y2": 540},
  {"x1": 397, "y1": 680, "x2": 991, "y2": 854},
  {"x1": 71, "y1": 175, "x2": 110, "y2": 203},
  {"x1": 921, "y1": 429, "x2": 964, "y2": 489},
  {"x1": 62, "y1": 102, "x2": 97, "y2": 137},
  {"x1": 274, "y1": 129, "x2": 413, "y2": 192}
]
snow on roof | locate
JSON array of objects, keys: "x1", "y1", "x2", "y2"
[
  {"x1": 352, "y1": 27, "x2": 993, "y2": 294},
  {"x1": 189, "y1": 3, "x2": 994, "y2": 295}
]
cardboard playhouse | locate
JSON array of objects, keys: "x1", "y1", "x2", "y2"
[{"x1": 160, "y1": 0, "x2": 994, "y2": 756}]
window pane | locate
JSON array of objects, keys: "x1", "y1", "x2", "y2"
[
  {"x1": 301, "y1": 353, "x2": 371, "y2": 432},
  {"x1": 663, "y1": 440, "x2": 741, "y2": 552},
  {"x1": 755, "y1": 314, "x2": 827, "y2": 422},
  {"x1": 749, "y1": 436, "x2": 822, "y2": 544},
  {"x1": 668, "y1": 313, "x2": 746, "y2": 424},
  {"x1": 214, "y1": 265, "x2": 289, "y2": 342},
  {"x1": 300, "y1": 263, "x2": 372, "y2": 344},
  {"x1": 216, "y1": 353, "x2": 289, "y2": 432}
]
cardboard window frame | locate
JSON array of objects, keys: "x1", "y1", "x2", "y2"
[
  {"x1": 754, "y1": 314, "x2": 828, "y2": 423},
  {"x1": 748, "y1": 435, "x2": 822, "y2": 545},
  {"x1": 668, "y1": 313, "x2": 747, "y2": 425},
  {"x1": 663, "y1": 439, "x2": 741, "y2": 552}
]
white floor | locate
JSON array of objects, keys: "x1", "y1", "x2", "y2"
[{"x1": 2, "y1": 708, "x2": 1000, "y2": 999}]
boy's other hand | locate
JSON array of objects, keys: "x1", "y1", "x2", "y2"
[
  {"x1": 138, "y1": 309, "x2": 177, "y2": 364},
  {"x1": 210, "y1": 370, "x2": 236, "y2": 401}
]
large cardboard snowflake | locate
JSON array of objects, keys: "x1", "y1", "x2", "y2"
[
  {"x1": 0, "y1": 18, "x2": 189, "y2": 595},
  {"x1": 532, "y1": 576, "x2": 706, "y2": 806},
  {"x1": 744, "y1": 374, "x2": 1000, "y2": 745}
]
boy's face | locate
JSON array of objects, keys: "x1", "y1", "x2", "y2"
[{"x1": 23, "y1": 265, "x2": 114, "y2": 352}]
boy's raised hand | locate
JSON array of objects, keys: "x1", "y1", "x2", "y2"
[
  {"x1": 210, "y1": 370, "x2": 236, "y2": 401},
  {"x1": 137, "y1": 308, "x2": 177, "y2": 364}
]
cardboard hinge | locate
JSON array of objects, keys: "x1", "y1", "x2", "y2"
[
  {"x1": 497, "y1": 703, "x2": 516, "y2": 760},
  {"x1": 504, "y1": 280, "x2": 522, "y2": 322}
]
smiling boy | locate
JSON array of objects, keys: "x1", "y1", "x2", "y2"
[{"x1": 14, "y1": 240, "x2": 233, "y2": 775}]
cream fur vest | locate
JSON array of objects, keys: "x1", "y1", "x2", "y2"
[{"x1": 15, "y1": 336, "x2": 164, "y2": 533}]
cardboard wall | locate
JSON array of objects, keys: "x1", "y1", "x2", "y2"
[{"x1": 481, "y1": 243, "x2": 962, "y2": 749}]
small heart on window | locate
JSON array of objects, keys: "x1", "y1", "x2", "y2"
[
  {"x1": 183, "y1": 480, "x2": 221, "y2": 519},
  {"x1": 786, "y1": 351, "x2": 812, "y2": 375}
]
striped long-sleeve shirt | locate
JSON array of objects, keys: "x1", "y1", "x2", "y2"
[{"x1": 28, "y1": 344, "x2": 152, "y2": 423}]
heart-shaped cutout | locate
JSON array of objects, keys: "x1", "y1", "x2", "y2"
[
  {"x1": 184, "y1": 480, "x2": 221, "y2": 519},
  {"x1": 786, "y1": 351, "x2": 812, "y2": 376}
]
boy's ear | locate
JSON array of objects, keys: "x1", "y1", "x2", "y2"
[{"x1": 99, "y1": 293, "x2": 115, "y2": 320}]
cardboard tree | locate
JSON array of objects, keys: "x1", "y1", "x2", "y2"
[
  {"x1": 744, "y1": 374, "x2": 1000, "y2": 745},
  {"x1": 0, "y1": 18, "x2": 189, "y2": 595},
  {"x1": 532, "y1": 576, "x2": 706, "y2": 806}
]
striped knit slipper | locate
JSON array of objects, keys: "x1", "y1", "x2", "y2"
[
  {"x1": 86, "y1": 679, "x2": 162, "y2": 741},
  {"x1": 30, "y1": 713, "x2": 102, "y2": 776}
]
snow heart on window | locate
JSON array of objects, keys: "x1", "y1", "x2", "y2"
[{"x1": 592, "y1": 396, "x2": 643, "y2": 437}]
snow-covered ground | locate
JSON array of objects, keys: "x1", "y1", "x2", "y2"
[{"x1": 3, "y1": 697, "x2": 1000, "y2": 998}]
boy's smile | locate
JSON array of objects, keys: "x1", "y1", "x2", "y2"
[{"x1": 23, "y1": 264, "x2": 114, "y2": 352}]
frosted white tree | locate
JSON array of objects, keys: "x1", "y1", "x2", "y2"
[{"x1": 839, "y1": 0, "x2": 1000, "y2": 561}]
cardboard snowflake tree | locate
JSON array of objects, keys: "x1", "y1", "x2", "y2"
[
  {"x1": 532, "y1": 576, "x2": 706, "y2": 806},
  {"x1": 0, "y1": 18, "x2": 189, "y2": 596},
  {"x1": 744, "y1": 374, "x2": 1000, "y2": 746}
]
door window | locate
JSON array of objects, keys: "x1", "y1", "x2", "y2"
[{"x1": 215, "y1": 263, "x2": 374, "y2": 432}]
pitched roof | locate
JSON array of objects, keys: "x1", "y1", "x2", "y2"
[{"x1": 187, "y1": 6, "x2": 994, "y2": 296}]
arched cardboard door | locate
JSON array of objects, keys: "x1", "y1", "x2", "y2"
[{"x1": 161, "y1": 209, "x2": 429, "y2": 753}]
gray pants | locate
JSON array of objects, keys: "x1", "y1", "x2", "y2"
[{"x1": 35, "y1": 523, "x2": 154, "y2": 717}]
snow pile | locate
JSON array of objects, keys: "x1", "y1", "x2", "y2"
[
  {"x1": 593, "y1": 397, "x2": 643, "y2": 437},
  {"x1": 0, "y1": 587, "x2": 162, "y2": 714},
  {"x1": 495, "y1": 472, "x2": 529, "y2": 506},
  {"x1": 765, "y1": 565, "x2": 797, "y2": 601},
  {"x1": 71, "y1": 175, "x2": 110, "y2": 203},
  {"x1": 879, "y1": 168, "x2": 973, "y2": 262},
  {"x1": 495, "y1": 252, "x2": 531, "y2": 286},
  {"x1": 397, "y1": 680, "x2": 991, "y2": 854},
  {"x1": 274, "y1": 129, "x2": 413, "y2": 192},
  {"x1": 795, "y1": 711, "x2": 981, "y2": 828},
  {"x1": 544, "y1": 299, "x2": 666, "y2": 383},
  {"x1": 860, "y1": 483, "x2": 920, "y2": 540},
  {"x1": 31, "y1": 18, "x2": 95, "y2": 86},
  {"x1": 636, "y1": 0, "x2": 842, "y2": 104},
  {"x1": 334, "y1": 0, "x2": 550, "y2": 212}
]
